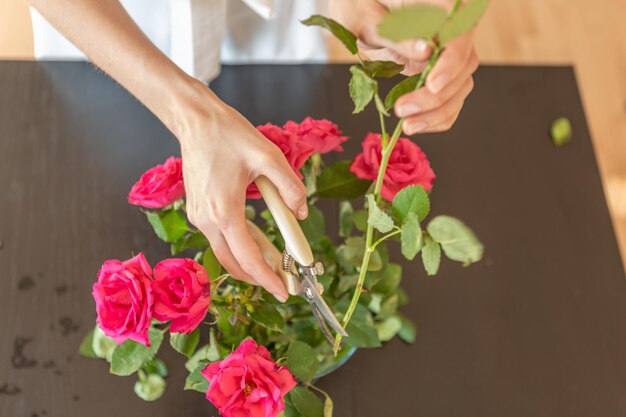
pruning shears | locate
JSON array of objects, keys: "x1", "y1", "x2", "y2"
[{"x1": 254, "y1": 176, "x2": 349, "y2": 345}]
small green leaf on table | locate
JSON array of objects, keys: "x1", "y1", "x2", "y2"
[
  {"x1": 377, "y1": 4, "x2": 448, "y2": 42},
  {"x1": 203, "y1": 247, "x2": 222, "y2": 280},
  {"x1": 316, "y1": 160, "x2": 371, "y2": 199},
  {"x1": 384, "y1": 74, "x2": 421, "y2": 111},
  {"x1": 439, "y1": 0, "x2": 491, "y2": 45},
  {"x1": 427, "y1": 215, "x2": 484, "y2": 264},
  {"x1": 110, "y1": 328, "x2": 164, "y2": 376},
  {"x1": 134, "y1": 373, "x2": 166, "y2": 402},
  {"x1": 287, "y1": 341, "x2": 320, "y2": 383},
  {"x1": 349, "y1": 66, "x2": 377, "y2": 114},
  {"x1": 170, "y1": 328, "x2": 200, "y2": 358},
  {"x1": 401, "y1": 212, "x2": 422, "y2": 260},
  {"x1": 286, "y1": 386, "x2": 325, "y2": 417},
  {"x1": 551, "y1": 116, "x2": 572, "y2": 146},
  {"x1": 366, "y1": 194, "x2": 395, "y2": 233},
  {"x1": 421, "y1": 234, "x2": 441, "y2": 276},
  {"x1": 392, "y1": 185, "x2": 430, "y2": 222},
  {"x1": 146, "y1": 209, "x2": 188, "y2": 243},
  {"x1": 362, "y1": 60, "x2": 405, "y2": 78},
  {"x1": 301, "y1": 15, "x2": 358, "y2": 54}
]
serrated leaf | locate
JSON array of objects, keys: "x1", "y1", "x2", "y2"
[
  {"x1": 134, "y1": 374, "x2": 166, "y2": 401},
  {"x1": 427, "y1": 215, "x2": 483, "y2": 264},
  {"x1": 339, "y1": 201, "x2": 354, "y2": 237},
  {"x1": 378, "y1": 4, "x2": 448, "y2": 42},
  {"x1": 287, "y1": 387, "x2": 324, "y2": 417},
  {"x1": 384, "y1": 73, "x2": 421, "y2": 110},
  {"x1": 366, "y1": 194, "x2": 394, "y2": 233},
  {"x1": 316, "y1": 160, "x2": 372, "y2": 199},
  {"x1": 392, "y1": 185, "x2": 430, "y2": 222},
  {"x1": 287, "y1": 341, "x2": 320, "y2": 383},
  {"x1": 110, "y1": 328, "x2": 164, "y2": 376},
  {"x1": 250, "y1": 303, "x2": 286, "y2": 332},
  {"x1": 349, "y1": 66, "x2": 377, "y2": 114},
  {"x1": 301, "y1": 15, "x2": 358, "y2": 54},
  {"x1": 146, "y1": 209, "x2": 188, "y2": 243},
  {"x1": 375, "y1": 315, "x2": 402, "y2": 342},
  {"x1": 362, "y1": 60, "x2": 405, "y2": 78},
  {"x1": 202, "y1": 247, "x2": 221, "y2": 280},
  {"x1": 170, "y1": 328, "x2": 200, "y2": 358},
  {"x1": 421, "y1": 234, "x2": 441, "y2": 276},
  {"x1": 184, "y1": 360, "x2": 210, "y2": 393},
  {"x1": 78, "y1": 327, "x2": 97, "y2": 358},
  {"x1": 439, "y1": 0, "x2": 490, "y2": 45},
  {"x1": 401, "y1": 212, "x2": 422, "y2": 260}
]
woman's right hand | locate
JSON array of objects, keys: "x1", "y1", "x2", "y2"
[{"x1": 173, "y1": 80, "x2": 308, "y2": 302}]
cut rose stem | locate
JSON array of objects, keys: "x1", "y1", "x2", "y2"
[{"x1": 333, "y1": 46, "x2": 442, "y2": 354}]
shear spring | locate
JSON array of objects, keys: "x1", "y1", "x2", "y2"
[{"x1": 282, "y1": 251, "x2": 295, "y2": 273}]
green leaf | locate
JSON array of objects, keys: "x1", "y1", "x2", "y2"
[
  {"x1": 352, "y1": 209, "x2": 368, "y2": 232},
  {"x1": 439, "y1": 0, "x2": 490, "y2": 45},
  {"x1": 378, "y1": 293, "x2": 399, "y2": 319},
  {"x1": 316, "y1": 160, "x2": 372, "y2": 199},
  {"x1": 143, "y1": 358, "x2": 168, "y2": 377},
  {"x1": 202, "y1": 247, "x2": 222, "y2": 280},
  {"x1": 169, "y1": 328, "x2": 200, "y2": 358},
  {"x1": 171, "y1": 231, "x2": 209, "y2": 255},
  {"x1": 375, "y1": 315, "x2": 402, "y2": 342},
  {"x1": 134, "y1": 374, "x2": 166, "y2": 402},
  {"x1": 287, "y1": 387, "x2": 324, "y2": 417},
  {"x1": 110, "y1": 328, "x2": 164, "y2": 376},
  {"x1": 184, "y1": 360, "x2": 210, "y2": 393},
  {"x1": 339, "y1": 201, "x2": 354, "y2": 237},
  {"x1": 421, "y1": 234, "x2": 441, "y2": 276},
  {"x1": 551, "y1": 116, "x2": 572, "y2": 146},
  {"x1": 92, "y1": 325, "x2": 118, "y2": 362},
  {"x1": 401, "y1": 212, "x2": 422, "y2": 260},
  {"x1": 362, "y1": 60, "x2": 405, "y2": 78},
  {"x1": 339, "y1": 236, "x2": 382, "y2": 271},
  {"x1": 337, "y1": 273, "x2": 359, "y2": 295},
  {"x1": 349, "y1": 65, "x2": 377, "y2": 114},
  {"x1": 427, "y1": 215, "x2": 484, "y2": 264},
  {"x1": 245, "y1": 205, "x2": 257, "y2": 220},
  {"x1": 78, "y1": 327, "x2": 98, "y2": 358},
  {"x1": 392, "y1": 185, "x2": 430, "y2": 222},
  {"x1": 301, "y1": 15, "x2": 358, "y2": 54},
  {"x1": 378, "y1": 4, "x2": 448, "y2": 42},
  {"x1": 146, "y1": 209, "x2": 188, "y2": 243},
  {"x1": 397, "y1": 314, "x2": 417, "y2": 343},
  {"x1": 344, "y1": 312, "x2": 381, "y2": 348},
  {"x1": 384, "y1": 73, "x2": 421, "y2": 111},
  {"x1": 366, "y1": 194, "x2": 395, "y2": 233},
  {"x1": 250, "y1": 303, "x2": 286, "y2": 332},
  {"x1": 287, "y1": 341, "x2": 320, "y2": 383},
  {"x1": 299, "y1": 205, "x2": 326, "y2": 243},
  {"x1": 371, "y1": 263, "x2": 402, "y2": 294},
  {"x1": 185, "y1": 329, "x2": 221, "y2": 372}
]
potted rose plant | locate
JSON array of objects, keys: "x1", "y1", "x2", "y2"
[{"x1": 79, "y1": 2, "x2": 488, "y2": 416}]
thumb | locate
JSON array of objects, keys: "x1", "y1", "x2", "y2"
[{"x1": 261, "y1": 158, "x2": 308, "y2": 220}]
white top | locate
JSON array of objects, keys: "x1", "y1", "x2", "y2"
[{"x1": 30, "y1": 0, "x2": 328, "y2": 82}]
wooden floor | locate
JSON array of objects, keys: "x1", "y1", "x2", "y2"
[{"x1": 1, "y1": 0, "x2": 625, "y2": 270}]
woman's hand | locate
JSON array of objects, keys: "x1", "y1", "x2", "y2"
[
  {"x1": 329, "y1": 0, "x2": 480, "y2": 135},
  {"x1": 174, "y1": 81, "x2": 307, "y2": 302}
]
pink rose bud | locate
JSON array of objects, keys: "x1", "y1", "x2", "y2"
[
  {"x1": 92, "y1": 253, "x2": 154, "y2": 346},
  {"x1": 350, "y1": 133, "x2": 435, "y2": 202},
  {"x1": 152, "y1": 258, "x2": 211, "y2": 334},
  {"x1": 201, "y1": 339, "x2": 297, "y2": 417},
  {"x1": 128, "y1": 156, "x2": 185, "y2": 209},
  {"x1": 246, "y1": 123, "x2": 314, "y2": 199},
  {"x1": 283, "y1": 117, "x2": 349, "y2": 154}
]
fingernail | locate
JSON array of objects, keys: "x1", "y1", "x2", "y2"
[
  {"x1": 415, "y1": 39, "x2": 429, "y2": 55},
  {"x1": 396, "y1": 103, "x2": 420, "y2": 117},
  {"x1": 429, "y1": 73, "x2": 449, "y2": 93},
  {"x1": 274, "y1": 293, "x2": 288, "y2": 303},
  {"x1": 405, "y1": 120, "x2": 428, "y2": 135},
  {"x1": 297, "y1": 205, "x2": 308, "y2": 220}
]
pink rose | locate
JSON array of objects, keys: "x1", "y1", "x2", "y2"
[
  {"x1": 246, "y1": 124, "x2": 314, "y2": 199},
  {"x1": 92, "y1": 253, "x2": 154, "y2": 346},
  {"x1": 351, "y1": 133, "x2": 435, "y2": 201},
  {"x1": 128, "y1": 156, "x2": 185, "y2": 209},
  {"x1": 201, "y1": 339, "x2": 297, "y2": 417},
  {"x1": 283, "y1": 117, "x2": 349, "y2": 154},
  {"x1": 152, "y1": 258, "x2": 211, "y2": 334}
]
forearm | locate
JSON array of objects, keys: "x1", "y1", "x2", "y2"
[{"x1": 28, "y1": 0, "x2": 212, "y2": 138}]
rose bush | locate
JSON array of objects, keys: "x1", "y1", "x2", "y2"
[{"x1": 283, "y1": 117, "x2": 349, "y2": 154}]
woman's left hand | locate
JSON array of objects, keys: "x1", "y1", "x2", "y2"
[{"x1": 329, "y1": 0, "x2": 480, "y2": 135}]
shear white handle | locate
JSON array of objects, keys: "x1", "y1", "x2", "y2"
[{"x1": 255, "y1": 176, "x2": 315, "y2": 266}]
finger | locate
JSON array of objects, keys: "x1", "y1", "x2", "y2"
[
  {"x1": 203, "y1": 225, "x2": 259, "y2": 286},
  {"x1": 261, "y1": 153, "x2": 308, "y2": 220},
  {"x1": 221, "y1": 203, "x2": 289, "y2": 302},
  {"x1": 426, "y1": 33, "x2": 474, "y2": 94},
  {"x1": 395, "y1": 50, "x2": 478, "y2": 117},
  {"x1": 402, "y1": 77, "x2": 474, "y2": 135}
]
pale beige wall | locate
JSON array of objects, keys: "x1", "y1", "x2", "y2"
[{"x1": 2, "y1": 0, "x2": 626, "y2": 268}]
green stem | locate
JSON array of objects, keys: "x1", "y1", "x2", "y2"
[
  {"x1": 333, "y1": 44, "x2": 443, "y2": 353},
  {"x1": 450, "y1": 0, "x2": 462, "y2": 15},
  {"x1": 371, "y1": 229, "x2": 401, "y2": 250}
]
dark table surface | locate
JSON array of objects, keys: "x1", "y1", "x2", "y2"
[{"x1": 1, "y1": 62, "x2": 625, "y2": 417}]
